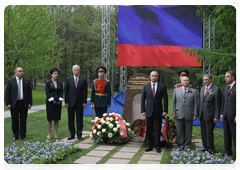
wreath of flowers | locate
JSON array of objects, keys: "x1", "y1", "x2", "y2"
[{"x1": 90, "y1": 113, "x2": 132, "y2": 143}]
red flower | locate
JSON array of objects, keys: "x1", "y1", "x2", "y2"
[
  {"x1": 140, "y1": 126, "x2": 143, "y2": 131},
  {"x1": 167, "y1": 119, "x2": 170, "y2": 122},
  {"x1": 167, "y1": 126, "x2": 170, "y2": 129},
  {"x1": 134, "y1": 131, "x2": 137, "y2": 134},
  {"x1": 167, "y1": 116, "x2": 169, "y2": 119},
  {"x1": 162, "y1": 116, "x2": 165, "y2": 119},
  {"x1": 138, "y1": 122, "x2": 142, "y2": 125},
  {"x1": 139, "y1": 132, "x2": 143, "y2": 136}
]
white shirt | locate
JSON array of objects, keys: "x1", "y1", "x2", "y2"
[
  {"x1": 204, "y1": 82, "x2": 212, "y2": 92},
  {"x1": 229, "y1": 81, "x2": 236, "y2": 89},
  {"x1": 73, "y1": 75, "x2": 78, "y2": 83},
  {"x1": 182, "y1": 86, "x2": 188, "y2": 94},
  {"x1": 151, "y1": 82, "x2": 157, "y2": 94},
  {"x1": 16, "y1": 76, "x2": 23, "y2": 100}
]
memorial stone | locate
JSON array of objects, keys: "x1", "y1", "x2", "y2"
[{"x1": 122, "y1": 73, "x2": 151, "y2": 128}]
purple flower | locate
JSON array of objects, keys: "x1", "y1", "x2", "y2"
[{"x1": 170, "y1": 160, "x2": 174, "y2": 164}]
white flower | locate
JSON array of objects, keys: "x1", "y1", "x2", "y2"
[
  {"x1": 109, "y1": 117, "x2": 113, "y2": 121},
  {"x1": 102, "y1": 129, "x2": 106, "y2": 133},
  {"x1": 95, "y1": 117, "x2": 99, "y2": 120},
  {"x1": 106, "y1": 117, "x2": 110, "y2": 121},
  {"x1": 126, "y1": 123, "x2": 130, "y2": 126},
  {"x1": 91, "y1": 120, "x2": 95, "y2": 123},
  {"x1": 108, "y1": 133, "x2": 113, "y2": 138},
  {"x1": 97, "y1": 131, "x2": 101, "y2": 136},
  {"x1": 101, "y1": 120, "x2": 106, "y2": 124},
  {"x1": 109, "y1": 113, "x2": 112, "y2": 116},
  {"x1": 109, "y1": 123, "x2": 113, "y2": 129},
  {"x1": 128, "y1": 128, "x2": 131, "y2": 132},
  {"x1": 117, "y1": 124, "x2": 120, "y2": 128},
  {"x1": 93, "y1": 129, "x2": 97, "y2": 134},
  {"x1": 103, "y1": 113, "x2": 107, "y2": 117},
  {"x1": 106, "y1": 121, "x2": 110, "y2": 125},
  {"x1": 89, "y1": 134, "x2": 93, "y2": 138},
  {"x1": 115, "y1": 121, "x2": 119, "y2": 124},
  {"x1": 115, "y1": 117, "x2": 119, "y2": 120},
  {"x1": 113, "y1": 127, "x2": 118, "y2": 132},
  {"x1": 120, "y1": 131, "x2": 124, "y2": 136},
  {"x1": 123, "y1": 120, "x2": 126, "y2": 124},
  {"x1": 97, "y1": 125, "x2": 101, "y2": 129}
]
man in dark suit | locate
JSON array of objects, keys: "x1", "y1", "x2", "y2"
[
  {"x1": 5, "y1": 67, "x2": 32, "y2": 141},
  {"x1": 91, "y1": 66, "x2": 111, "y2": 118},
  {"x1": 220, "y1": 71, "x2": 236, "y2": 160},
  {"x1": 172, "y1": 76, "x2": 198, "y2": 150},
  {"x1": 198, "y1": 74, "x2": 221, "y2": 154},
  {"x1": 141, "y1": 71, "x2": 168, "y2": 153},
  {"x1": 65, "y1": 65, "x2": 88, "y2": 140}
]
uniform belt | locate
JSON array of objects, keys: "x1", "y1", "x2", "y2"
[{"x1": 95, "y1": 93, "x2": 106, "y2": 96}]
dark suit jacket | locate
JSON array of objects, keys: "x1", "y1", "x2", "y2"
[
  {"x1": 198, "y1": 84, "x2": 221, "y2": 122},
  {"x1": 45, "y1": 79, "x2": 63, "y2": 102},
  {"x1": 64, "y1": 76, "x2": 87, "y2": 107},
  {"x1": 141, "y1": 83, "x2": 168, "y2": 117},
  {"x1": 5, "y1": 77, "x2": 32, "y2": 109},
  {"x1": 222, "y1": 83, "x2": 236, "y2": 120}
]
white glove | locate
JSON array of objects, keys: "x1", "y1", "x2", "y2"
[
  {"x1": 91, "y1": 105, "x2": 94, "y2": 109},
  {"x1": 48, "y1": 97, "x2": 54, "y2": 102},
  {"x1": 59, "y1": 97, "x2": 64, "y2": 101}
]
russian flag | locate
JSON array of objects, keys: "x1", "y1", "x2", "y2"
[{"x1": 118, "y1": 5, "x2": 202, "y2": 67}]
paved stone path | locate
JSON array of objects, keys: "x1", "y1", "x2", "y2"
[{"x1": 55, "y1": 130, "x2": 204, "y2": 164}]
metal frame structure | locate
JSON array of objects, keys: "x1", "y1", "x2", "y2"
[
  {"x1": 203, "y1": 15, "x2": 215, "y2": 75},
  {"x1": 101, "y1": 5, "x2": 111, "y2": 80},
  {"x1": 120, "y1": 66, "x2": 127, "y2": 92}
]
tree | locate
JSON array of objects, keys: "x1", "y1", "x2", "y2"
[{"x1": 4, "y1": 5, "x2": 61, "y2": 89}]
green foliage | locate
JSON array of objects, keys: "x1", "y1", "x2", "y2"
[
  {"x1": 4, "y1": 5, "x2": 62, "y2": 86},
  {"x1": 182, "y1": 5, "x2": 236, "y2": 73}
]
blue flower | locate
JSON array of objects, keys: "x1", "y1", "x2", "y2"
[
  {"x1": 27, "y1": 159, "x2": 32, "y2": 163},
  {"x1": 170, "y1": 160, "x2": 174, "y2": 164},
  {"x1": 187, "y1": 161, "x2": 192, "y2": 164},
  {"x1": 179, "y1": 161, "x2": 183, "y2": 164}
]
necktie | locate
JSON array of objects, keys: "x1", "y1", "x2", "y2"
[
  {"x1": 203, "y1": 86, "x2": 208, "y2": 97},
  {"x1": 184, "y1": 88, "x2": 187, "y2": 97},
  {"x1": 18, "y1": 78, "x2": 22, "y2": 100},
  {"x1": 228, "y1": 85, "x2": 231, "y2": 94},
  {"x1": 75, "y1": 77, "x2": 78, "y2": 89},
  {"x1": 152, "y1": 83, "x2": 155, "y2": 98}
]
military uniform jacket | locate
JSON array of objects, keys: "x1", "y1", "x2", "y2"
[{"x1": 91, "y1": 78, "x2": 111, "y2": 108}]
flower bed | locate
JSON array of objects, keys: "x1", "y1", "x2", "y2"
[
  {"x1": 171, "y1": 149, "x2": 235, "y2": 164},
  {"x1": 4, "y1": 139, "x2": 79, "y2": 164},
  {"x1": 90, "y1": 113, "x2": 133, "y2": 143}
]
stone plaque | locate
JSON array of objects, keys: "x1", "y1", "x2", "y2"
[{"x1": 122, "y1": 73, "x2": 150, "y2": 128}]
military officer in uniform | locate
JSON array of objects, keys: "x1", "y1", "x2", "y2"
[
  {"x1": 91, "y1": 66, "x2": 111, "y2": 118},
  {"x1": 174, "y1": 69, "x2": 192, "y2": 89},
  {"x1": 173, "y1": 69, "x2": 196, "y2": 143}
]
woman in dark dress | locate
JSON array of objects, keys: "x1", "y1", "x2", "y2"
[{"x1": 45, "y1": 68, "x2": 63, "y2": 139}]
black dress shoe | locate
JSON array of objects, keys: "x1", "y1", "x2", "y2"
[
  {"x1": 77, "y1": 135, "x2": 83, "y2": 140},
  {"x1": 21, "y1": 137, "x2": 27, "y2": 141},
  {"x1": 209, "y1": 151, "x2": 215, "y2": 154},
  {"x1": 199, "y1": 149, "x2": 208, "y2": 152},
  {"x1": 157, "y1": 148, "x2": 161, "y2": 153},
  {"x1": 222, "y1": 153, "x2": 232, "y2": 156},
  {"x1": 145, "y1": 147, "x2": 153, "y2": 152},
  {"x1": 67, "y1": 136, "x2": 75, "y2": 140}
]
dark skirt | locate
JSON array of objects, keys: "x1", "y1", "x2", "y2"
[{"x1": 46, "y1": 102, "x2": 62, "y2": 121}]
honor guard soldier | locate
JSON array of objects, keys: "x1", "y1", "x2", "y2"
[
  {"x1": 174, "y1": 69, "x2": 192, "y2": 89},
  {"x1": 91, "y1": 66, "x2": 111, "y2": 118}
]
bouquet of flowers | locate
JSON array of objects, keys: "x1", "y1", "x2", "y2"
[
  {"x1": 90, "y1": 113, "x2": 133, "y2": 143},
  {"x1": 163, "y1": 116, "x2": 177, "y2": 143},
  {"x1": 134, "y1": 119, "x2": 156, "y2": 141}
]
